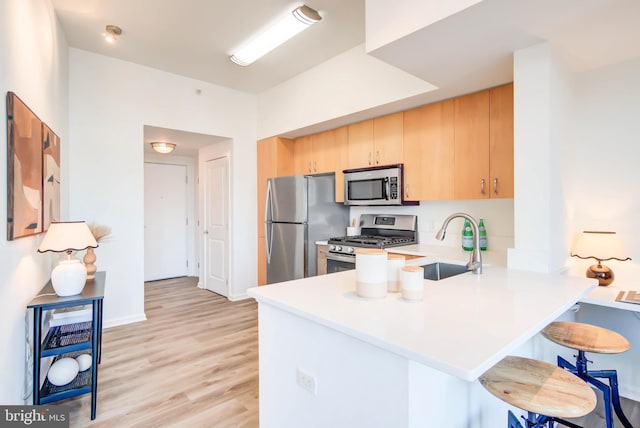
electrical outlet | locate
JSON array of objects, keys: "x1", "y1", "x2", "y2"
[{"x1": 296, "y1": 368, "x2": 316, "y2": 395}]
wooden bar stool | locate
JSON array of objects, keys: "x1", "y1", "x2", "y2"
[
  {"x1": 480, "y1": 355, "x2": 596, "y2": 428},
  {"x1": 480, "y1": 356, "x2": 596, "y2": 428},
  {"x1": 542, "y1": 321, "x2": 633, "y2": 428}
]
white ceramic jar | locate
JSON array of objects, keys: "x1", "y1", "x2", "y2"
[
  {"x1": 355, "y1": 248, "x2": 388, "y2": 298},
  {"x1": 401, "y1": 265, "x2": 424, "y2": 301},
  {"x1": 387, "y1": 254, "x2": 406, "y2": 292}
]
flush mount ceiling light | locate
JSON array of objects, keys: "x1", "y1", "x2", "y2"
[
  {"x1": 150, "y1": 142, "x2": 176, "y2": 154},
  {"x1": 104, "y1": 25, "x2": 122, "y2": 43},
  {"x1": 230, "y1": 4, "x2": 322, "y2": 66}
]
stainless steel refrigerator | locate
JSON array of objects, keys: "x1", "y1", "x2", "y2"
[{"x1": 265, "y1": 173, "x2": 348, "y2": 284}]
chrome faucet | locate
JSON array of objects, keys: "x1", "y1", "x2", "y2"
[{"x1": 435, "y1": 213, "x2": 482, "y2": 275}]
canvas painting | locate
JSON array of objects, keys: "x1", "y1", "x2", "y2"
[
  {"x1": 42, "y1": 123, "x2": 60, "y2": 231},
  {"x1": 6, "y1": 92, "x2": 43, "y2": 240}
]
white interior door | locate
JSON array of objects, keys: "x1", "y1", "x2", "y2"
[
  {"x1": 203, "y1": 156, "x2": 229, "y2": 296},
  {"x1": 144, "y1": 162, "x2": 188, "y2": 281}
]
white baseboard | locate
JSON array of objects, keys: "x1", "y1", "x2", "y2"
[
  {"x1": 103, "y1": 313, "x2": 147, "y2": 329},
  {"x1": 228, "y1": 293, "x2": 250, "y2": 302}
]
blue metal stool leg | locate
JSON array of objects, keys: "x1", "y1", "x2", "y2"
[
  {"x1": 557, "y1": 353, "x2": 633, "y2": 428},
  {"x1": 508, "y1": 410, "x2": 523, "y2": 428},
  {"x1": 588, "y1": 368, "x2": 634, "y2": 428}
]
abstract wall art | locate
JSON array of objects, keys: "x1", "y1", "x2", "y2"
[
  {"x1": 6, "y1": 92, "x2": 43, "y2": 240},
  {"x1": 6, "y1": 92, "x2": 62, "y2": 240},
  {"x1": 42, "y1": 123, "x2": 60, "y2": 231}
]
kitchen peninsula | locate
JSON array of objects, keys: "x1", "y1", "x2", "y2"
[{"x1": 248, "y1": 256, "x2": 596, "y2": 428}]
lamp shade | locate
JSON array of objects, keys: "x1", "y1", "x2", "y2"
[
  {"x1": 571, "y1": 231, "x2": 629, "y2": 262},
  {"x1": 38, "y1": 221, "x2": 98, "y2": 254}
]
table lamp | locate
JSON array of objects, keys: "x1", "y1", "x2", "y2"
[
  {"x1": 571, "y1": 231, "x2": 631, "y2": 286},
  {"x1": 37, "y1": 221, "x2": 98, "y2": 296}
]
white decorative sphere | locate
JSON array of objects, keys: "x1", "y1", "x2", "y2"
[
  {"x1": 47, "y1": 357, "x2": 79, "y2": 386},
  {"x1": 76, "y1": 354, "x2": 92, "y2": 372}
]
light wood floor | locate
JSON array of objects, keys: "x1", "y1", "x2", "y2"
[
  {"x1": 65, "y1": 277, "x2": 259, "y2": 427},
  {"x1": 60, "y1": 276, "x2": 640, "y2": 427}
]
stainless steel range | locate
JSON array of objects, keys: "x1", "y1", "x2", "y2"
[{"x1": 325, "y1": 214, "x2": 418, "y2": 273}]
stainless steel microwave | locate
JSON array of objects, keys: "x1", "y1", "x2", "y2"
[{"x1": 343, "y1": 164, "x2": 417, "y2": 206}]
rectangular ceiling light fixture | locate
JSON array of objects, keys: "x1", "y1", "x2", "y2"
[{"x1": 230, "y1": 4, "x2": 322, "y2": 66}]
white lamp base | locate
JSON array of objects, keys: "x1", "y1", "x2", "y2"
[{"x1": 51, "y1": 259, "x2": 87, "y2": 296}]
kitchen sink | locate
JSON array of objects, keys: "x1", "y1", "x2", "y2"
[{"x1": 420, "y1": 262, "x2": 469, "y2": 281}]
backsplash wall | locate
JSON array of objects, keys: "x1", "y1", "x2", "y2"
[{"x1": 349, "y1": 198, "x2": 514, "y2": 253}]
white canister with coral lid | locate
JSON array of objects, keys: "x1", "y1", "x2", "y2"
[
  {"x1": 355, "y1": 248, "x2": 388, "y2": 298},
  {"x1": 387, "y1": 254, "x2": 406, "y2": 292}
]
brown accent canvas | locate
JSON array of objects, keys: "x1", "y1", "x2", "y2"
[
  {"x1": 42, "y1": 123, "x2": 60, "y2": 231},
  {"x1": 6, "y1": 92, "x2": 43, "y2": 240}
]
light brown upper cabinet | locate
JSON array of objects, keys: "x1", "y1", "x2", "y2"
[
  {"x1": 293, "y1": 135, "x2": 314, "y2": 174},
  {"x1": 347, "y1": 113, "x2": 403, "y2": 168},
  {"x1": 293, "y1": 128, "x2": 348, "y2": 202},
  {"x1": 489, "y1": 83, "x2": 514, "y2": 198},
  {"x1": 454, "y1": 90, "x2": 491, "y2": 199},
  {"x1": 454, "y1": 84, "x2": 514, "y2": 199},
  {"x1": 257, "y1": 137, "x2": 294, "y2": 285},
  {"x1": 403, "y1": 100, "x2": 455, "y2": 200}
]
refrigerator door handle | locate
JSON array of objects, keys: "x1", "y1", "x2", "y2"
[
  {"x1": 265, "y1": 224, "x2": 272, "y2": 264},
  {"x1": 265, "y1": 180, "x2": 273, "y2": 223}
]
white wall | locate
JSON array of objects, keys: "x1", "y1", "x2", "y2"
[
  {"x1": 508, "y1": 43, "x2": 574, "y2": 273},
  {"x1": 563, "y1": 56, "x2": 640, "y2": 400},
  {"x1": 511, "y1": 44, "x2": 640, "y2": 399},
  {"x1": 0, "y1": 0, "x2": 68, "y2": 404},
  {"x1": 68, "y1": 50, "x2": 257, "y2": 326},
  {"x1": 257, "y1": 44, "x2": 436, "y2": 139},
  {"x1": 351, "y1": 198, "x2": 514, "y2": 258}
]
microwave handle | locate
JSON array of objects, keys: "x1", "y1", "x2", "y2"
[{"x1": 384, "y1": 177, "x2": 390, "y2": 200}]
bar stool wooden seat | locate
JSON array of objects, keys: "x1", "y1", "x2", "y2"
[
  {"x1": 542, "y1": 321, "x2": 632, "y2": 428},
  {"x1": 480, "y1": 355, "x2": 596, "y2": 428}
]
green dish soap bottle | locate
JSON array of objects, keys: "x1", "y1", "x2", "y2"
[
  {"x1": 461, "y1": 220, "x2": 474, "y2": 251},
  {"x1": 479, "y1": 218, "x2": 487, "y2": 251}
]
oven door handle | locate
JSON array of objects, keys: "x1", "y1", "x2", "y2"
[{"x1": 326, "y1": 253, "x2": 356, "y2": 264}]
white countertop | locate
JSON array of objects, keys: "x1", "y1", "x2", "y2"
[
  {"x1": 580, "y1": 282, "x2": 640, "y2": 312},
  {"x1": 248, "y1": 262, "x2": 596, "y2": 382}
]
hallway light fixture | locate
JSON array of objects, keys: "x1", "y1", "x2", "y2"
[
  {"x1": 150, "y1": 142, "x2": 176, "y2": 154},
  {"x1": 104, "y1": 25, "x2": 122, "y2": 43},
  {"x1": 230, "y1": 4, "x2": 322, "y2": 66},
  {"x1": 571, "y1": 231, "x2": 631, "y2": 286}
]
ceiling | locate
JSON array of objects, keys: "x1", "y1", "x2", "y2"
[
  {"x1": 52, "y1": 0, "x2": 640, "y2": 155},
  {"x1": 51, "y1": 0, "x2": 365, "y2": 94}
]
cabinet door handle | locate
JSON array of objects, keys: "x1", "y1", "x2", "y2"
[
  {"x1": 405, "y1": 184, "x2": 409, "y2": 199},
  {"x1": 493, "y1": 178, "x2": 498, "y2": 195},
  {"x1": 308, "y1": 161, "x2": 312, "y2": 173},
  {"x1": 368, "y1": 152, "x2": 372, "y2": 165},
  {"x1": 314, "y1": 161, "x2": 317, "y2": 172},
  {"x1": 376, "y1": 150, "x2": 380, "y2": 164},
  {"x1": 481, "y1": 179, "x2": 486, "y2": 195}
]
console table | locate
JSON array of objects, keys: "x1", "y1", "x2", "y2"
[{"x1": 27, "y1": 271, "x2": 105, "y2": 420}]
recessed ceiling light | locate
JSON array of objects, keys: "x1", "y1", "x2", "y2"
[
  {"x1": 230, "y1": 5, "x2": 322, "y2": 66},
  {"x1": 104, "y1": 25, "x2": 122, "y2": 43}
]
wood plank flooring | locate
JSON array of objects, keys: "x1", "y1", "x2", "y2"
[
  {"x1": 64, "y1": 277, "x2": 258, "y2": 427},
  {"x1": 60, "y1": 276, "x2": 640, "y2": 427}
]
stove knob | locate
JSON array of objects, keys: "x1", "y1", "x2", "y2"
[
  {"x1": 336, "y1": 246, "x2": 342, "y2": 252},
  {"x1": 329, "y1": 245, "x2": 336, "y2": 251},
  {"x1": 347, "y1": 247, "x2": 355, "y2": 253}
]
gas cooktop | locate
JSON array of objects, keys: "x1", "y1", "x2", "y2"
[{"x1": 328, "y1": 214, "x2": 417, "y2": 256}]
